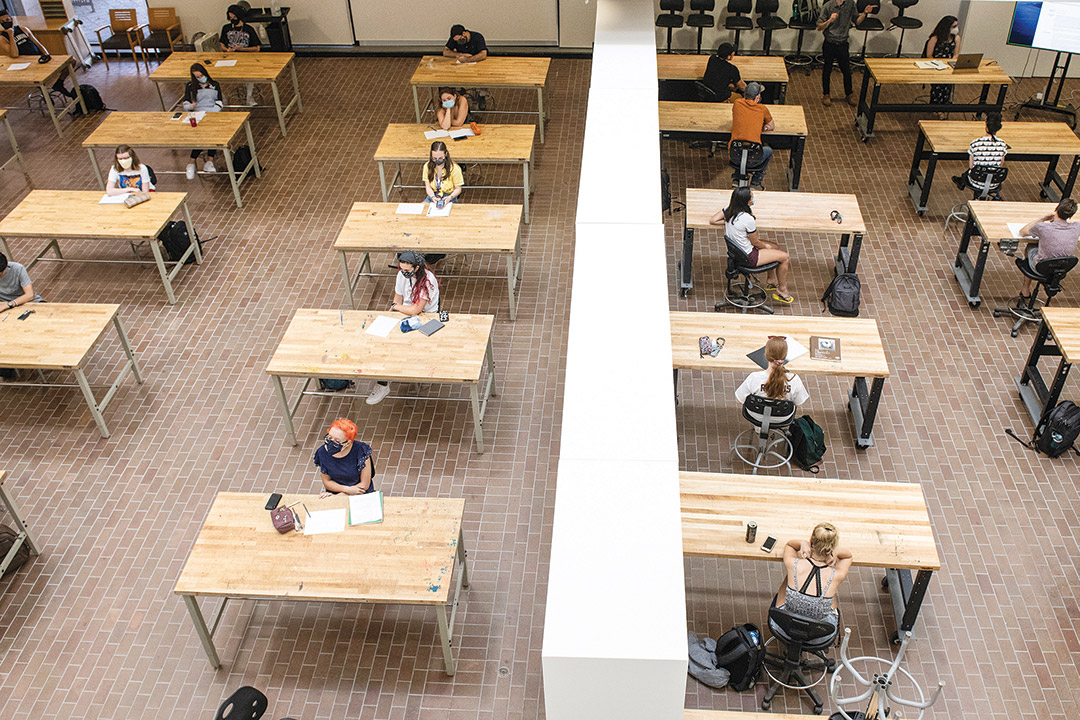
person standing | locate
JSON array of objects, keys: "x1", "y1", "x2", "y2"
[
  {"x1": 924, "y1": 16, "x2": 961, "y2": 117},
  {"x1": 219, "y1": 4, "x2": 260, "y2": 106},
  {"x1": 817, "y1": 0, "x2": 876, "y2": 107}
]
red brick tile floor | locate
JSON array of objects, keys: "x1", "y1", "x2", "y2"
[{"x1": 0, "y1": 54, "x2": 1074, "y2": 719}]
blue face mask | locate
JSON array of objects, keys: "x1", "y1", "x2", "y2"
[
  {"x1": 195, "y1": 76, "x2": 208, "y2": 84},
  {"x1": 442, "y1": 99, "x2": 455, "y2": 109},
  {"x1": 325, "y1": 438, "x2": 343, "y2": 454}
]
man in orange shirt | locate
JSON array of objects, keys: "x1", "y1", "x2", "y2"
[{"x1": 729, "y1": 82, "x2": 775, "y2": 190}]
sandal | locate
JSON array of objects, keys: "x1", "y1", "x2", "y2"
[{"x1": 772, "y1": 291, "x2": 794, "y2": 304}]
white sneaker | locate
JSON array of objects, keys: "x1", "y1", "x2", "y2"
[
  {"x1": 245, "y1": 93, "x2": 256, "y2": 107},
  {"x1": 366, "y1": 383, "x2": 391, "y2": 405},
  {"x1": 185, "y1": 163, "x2": 196, "y2": 180},
  {"x1": 203, "y1": 160, "x2": 216, "y2": 173}
]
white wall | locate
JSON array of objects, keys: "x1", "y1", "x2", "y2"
[
  {"x1": 147, "y1": 0, "x2": 355, "y2": 46},
  {"x1": 352, "y1": 0, "x2": 558, "y2": 46},
  {"x1": 560, "y1": 0, "x2": 600, "y2": 48}
]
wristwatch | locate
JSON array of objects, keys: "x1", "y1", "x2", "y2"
[{"x1": 6, "y1": 301, "x2": 14, "y2": 309}]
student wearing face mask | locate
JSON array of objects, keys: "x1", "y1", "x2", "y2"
[
  {"x1": 423, "y1": 141, "x2": 464, "y2": 205},
  {"x1": 314, "y1": 418, "x2": 376, "y2": 498},
  {"x1": 0, "y1": 9, "x2": 77, "y2": 101},
  {"x1": 435, "y1": 87, "x2": 472, "y2": 130},
  {"x1": 219, "y1": 4, "x2": 260, "y2": 105},
  {"x1": 924, "y1": 16, "x2": 961, "y2": 117},
  {"x1": 182, "y1": 64, "x2": 224, "y2": 179},
  {"x1": 105, "y1": 145, "x2": 154, "y2": 196}
]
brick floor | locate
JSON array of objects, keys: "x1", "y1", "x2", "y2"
[{"x1": 0, "y1": 53, "x2": 1075, "y2": 719}]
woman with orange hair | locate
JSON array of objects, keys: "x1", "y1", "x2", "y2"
[{"x1": 313, "y1": 418, "x2": 375, "y2": 498}]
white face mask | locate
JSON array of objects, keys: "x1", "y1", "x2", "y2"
[
  {"x1": 118, "y1": 156, "x2": 133, "y2": 169},
  {"x1": 950, "y1": 27, "x2": 958, "y2": 35},
  {"x1": 442, "y1": 99, "x2": 455, "y2": 109}
]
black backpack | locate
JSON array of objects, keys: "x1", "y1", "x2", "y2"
[
  {"x1": 0, "y1": 525, "x2": 31, "y2": 578},
  {"x1": 714, "y1": 623, "x2": 764, "y2": 692},
  {"x1": 72, "y1": 84, "x2": 106, "y2": 115},
  {"x1": 1035, "y1": 401, "x2": 1080, "y2": 458},
  {"x1": 821, "y1": 273, "x2": 861, "y2": 317},
  {"x1": 158, "y1": 221, "x2": 202, "y2": 264},
  {"x1": 789, "y1": 415, "x2": 827, "y2": 472},
  {"x1": 232, "y1": 145, "x2": 263, "y2": 175},
  {"x1": 318, "y1": 378, "x2": 352, "y2": 392}
]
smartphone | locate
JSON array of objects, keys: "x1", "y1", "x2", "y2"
[
  {"x1": 265, "y1": 493, "x2": 282, "y2": 511},
  {"x1": 761, "y1": 536, "x2": 777, "y2": 553},
  {"x1": 172, "y1": 112, "x2": 183, "y2": 120},
  {"x1": 17, "y1": 309, "x2": 33, "y2": 320}
]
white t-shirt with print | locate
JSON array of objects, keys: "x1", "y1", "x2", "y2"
[
  {"x1": 107, "y1": 165, "x2": 154, "y2": 193},
  {"x1": 734, "y1": 369, "x2": 810, "y2": 406},
  {"x1": 394, "y1": 268, "x2": 440, "y2": 313},
  {"x1": 725, "y1": 212, "x2": 756, "y2": 255}
]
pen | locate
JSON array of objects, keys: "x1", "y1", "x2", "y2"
[
  {"x1": 340, "y1": 310, "x2": 344, "y2": 327},
  {"x1": 302, "y1": 503, "x2": 311, "y2": 518}
]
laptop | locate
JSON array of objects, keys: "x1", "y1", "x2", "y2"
[{"x1": 948, "y1": 53, "x2": 983, "y2": 71}]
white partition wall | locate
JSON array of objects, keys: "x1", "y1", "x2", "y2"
[{"x1": 542, "y1": 1, "x2": 687, "y2": 718}]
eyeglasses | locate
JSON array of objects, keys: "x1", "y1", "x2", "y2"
[{"x1": 325, "y1": 434, "x2": 350, "y2": 445}]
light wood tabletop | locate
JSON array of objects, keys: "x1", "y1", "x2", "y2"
[
  {"x1": 410, "y1": 55, "x2": 550, "y2": 88},
  {"x1": 334, "y1": 202, "x2": 521, "y2": 253},
  {"x1": 149, "y1": 52, "x2": 295, "y2": 81},
  {"x1": 0, "y1": 190, "x2": 187, "y2": 240},
  {"x1": 967, "y1": 200, "x2": 1063, "y2": 239},
  {"x1": 670, "y1": 311, "x2": 890, "y2": 378},
  {"x1": 374, "y1": 124, "x2": 535, "y2": 163},
  {"x1": 680, "y1": 471, "x2": 940, "y2": 571},
  {"x1": 175, "y1": 492, "x2": 465, "y2": 605},
  {"x1": 685, "y1": 711, "x2": 806, "y2": 720},
  {"x1": 1041, "y1": 307, "x2": 1080, "y2": 365},
  {"x1": 0, "y1": 54, "x2": 72, "y2": 84},
  {"x1": 0, "y1": 303, "x2": 119, "y2": 370},
  {"x1": 919, "y1": 120, "x2": 1080, "y2": 154},
  {"x1": 82, "y1": 111, "x2": 251, "y2": 148},
  {"x1": 865, "y1": 58, "x2": 1013, "y2": 85},
  {"x1": 659, "y1": 101, "x2": 807, "y2": 136},
  {"x1": 656, "y1": 54, "x2": 789, "y2": 83},
  {"x1": 265, "y1": 309, "x2": 495, "y2": 383},
  {"x1": 685, "y1": 188, "x2": 865, "y2": 234}
]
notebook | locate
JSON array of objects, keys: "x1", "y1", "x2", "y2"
[{"x1": 419, "y1": 319, "x2": 444, "y2": 336}]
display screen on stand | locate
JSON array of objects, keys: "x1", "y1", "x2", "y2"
[{"x1": 1008, "y1": 1, "x2": 1080, "y2": 54}]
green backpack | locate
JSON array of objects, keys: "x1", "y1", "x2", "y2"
[{"x1": 789, "y1": 416, "x2": 826, "y2": 472}]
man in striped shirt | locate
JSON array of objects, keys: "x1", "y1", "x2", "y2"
[{"x1": 952, "y1": 113, "x2": 1007, "y2": 193}]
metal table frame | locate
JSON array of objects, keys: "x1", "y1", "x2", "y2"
[
  {"x1": 180, "y1": 525, "x2": 471, "y2": 675},
  {"x1": 1017, "y1": 319, "x2": 1072, "y2": 426},
  {"x1": 0, "y1": 112, "x2": 27, "y2": 178},
  {"x1": 660, "y1": 129, "x2": 806, "y2": 191},
  {"x1": 0, "y1": 474, "x2": 39, "y2": 578},
  {"x1": 952, "y1": 209, "x2": 1013, "y2": 308},
  {"x1": 0, "y1": 59, "x2": 87, "y2": 138},
  {"x1": 412, "y1": 83, "x2": 547, "y2": 144},
  {"x1": 882, "y1": 568, "x2": 934, "y2": 643},
  {"x1": 377, "y1": 159, "x2": 532, "y2": 224}
]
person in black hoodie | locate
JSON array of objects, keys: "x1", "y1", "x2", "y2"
[{"x1": 219, "y1": 4, "x2": 260, "y2": 105}]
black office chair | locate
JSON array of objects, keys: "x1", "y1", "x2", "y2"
[
  {"x1": 719, "y1": 236, "x2": 780, "y2": 314},
  {"x1": 762, "y1": 606, "x2": 837, "y2": 714},
  {"x1": 966, "y1": 165, "x2": 1008, "y2": 201},
  {"x1": 724, "y1": 0, "x2": 755, "y2": 53},
  {"x1": 729, "y1": 139, "x2": 763, "y2": 187},
  {"x1": 694, "y1": 80, "x2": 726, "y2": 103},
  {"x1": 733, "y1": 395, "x2": 796, "y2": 471},
  {"x1": 688, "y1": 0, "x2": 716, "y2": 54},
  {"x1": 755, "y1": 0, "x2": 787, "y2": 56},
  {"x1": 890, "y1": 0, "x2": 922, "y2": 57},
  {"x1": 852, "y1": 0, "x2": 884, "y2": 68},
  {"x1": 786, "y1": 6, "x2": 817, "y2": 74},
  {"x1": 657, "y1": 0, "x2": 686, "y2": 54},
  {"x1": 994, "y1": 255, "x2": 1078, "y2": 337},
  {"x1": 215, "y1": 687, "x2": 268, "y2": 720}
]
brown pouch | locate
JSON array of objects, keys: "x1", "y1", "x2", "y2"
[
  {"x1": 270, "y1": 506, "x2": 295, "y2": 533},
  {"x1": 124, "y1": 193, "x2": 151, "y2": 208}
]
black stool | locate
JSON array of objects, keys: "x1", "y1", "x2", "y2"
[
  {"x1": 786, "y1": 16, "x2": 817, "y2": 73},
  {"x1": 762, "y1": 606, "x2": 837, "y2": 715},
  {"x1": 729, "y1": 139, "x2": 762, "y2": 187},
  {"x1": 755, "y1": 0, "x2": 787, "y2": 56},
  {"x1": 688, "y1": 0, "x2": 716, "y2": 54},
  {"x1": 890, "y1": 0, "x2": 922, "y2": 57},
  {"x1": 724, "y1": 0, "x2": 754, "y2": 53},
  {"x1": 657, "y1": 0, "x2": 686, "y2": 53},
  {"x1": 994, "y1": 256, "x2": 1078, "y2": 337},
  {"x1": 719, "y1": 236, "x2": 779, "y2": 314},
  {"x1": 852, "y1": 0, "x2": 884, "y2": 68}
]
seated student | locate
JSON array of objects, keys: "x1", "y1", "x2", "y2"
[
  {"x1": 1015, "y1": 198, "x2": 1080, "y2": 302},
  {"x1": 0, "y1": 252, "x2": 44, "y2": 380},
  {"x1": 220, "y1": 4, "x2": 260, "y2": 106},
  {"x1": 182, "y1": 64, "x2": 225, "y2": 179},
  {"x1": 710, "y1": 187, "x2": 793, "y2": 303},
  {"x1": 734, "y1": 335, "x2": 809, "y2": 412},
  {"x1": 423, "y1": 141, "x2": 464, "y2": 206},
  {"x1": 952, "y1": 112, "x2": 1007, "y2": 192},
  {"x1": 702, "y1": 42, "x2": 746, "y2": 101},
  {"x1": 771, "y1": 523, "x2": 853, "y2": 639},
  {"x1": 0, "y1": 9, "x2": 76, "y2": 101},
  {"x1": 443, "y1": 24, "x2": 488, "y2": 63},
  {"x1": 367, "y1": 251, "x2": 440, "y2": 405},
  {"x1": 314, "y1": 418, "x2": 376, "y2": 497},
  {"x1": 436, "y1": 87, "x2": 472, "y2": 130},
  {"x1": 729, "y1": 82, "x2": 774, "y2": 191},
  {"x1": 105, "y1": 145, "x2": 155, "y2": 196}
]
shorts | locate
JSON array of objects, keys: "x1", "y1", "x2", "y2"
[
  {"x1": 747, "y1": 248, "x2": 760, "y2": 266},
  {"x1": 1027, "y1": 246, "x2": 1040, "y2": 272}
]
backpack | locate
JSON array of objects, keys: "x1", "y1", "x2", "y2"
[
  {"x1": 821, "y1": 273, "x2": 861, "y2": 317},
  {"x1": 791, "y1": 0, "x2": 821, "y2": 24},
  {"x1": 1034, "y1": 401, "x2": 1080, "y2": 458},
  {"x1": 0, "y1": 525, "x2": 32, "y2": 578},
  {"x1": 72, "y1": 84, "x2": 106, "y2": 115},
  {"x1": 158, "y1": 221, "x2": 202, "y2": 264},
  {"x1": 318, "y1": 378, "x2": 353, "y2": 392},
  {"x1": 714, "y1": 623, "x2": 764, "y2": 692},
  {"x1": 789, "y1": 415, "x2": 827, "y2": 472},
  {"x1": 232, "y1": 145, "x2": 263, "y2": 175}
]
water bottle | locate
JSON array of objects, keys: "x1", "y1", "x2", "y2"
[
  {"x1": 270, "y1": 0, "x2": 281, "y2": 16},
  {"x1": 400, "y1": 316, "x2": 421, "y2": 333}
]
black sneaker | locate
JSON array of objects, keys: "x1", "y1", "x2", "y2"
[
  {"x1": 0, "y1": 368, "x2": 16, "y2": 381},
  {"x1": 951, "y1": 175, "x2": 966, "y2": 191}
]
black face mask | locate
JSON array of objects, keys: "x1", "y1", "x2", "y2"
[
  {"x1": 230, "y1": 17, "x2": 240, "y2": 26},
  {"x1": 401, "y1": 269, "x2": 416, "y2": 279},
  {"x1": 324, "y1": 438, "x2": 343, "y2": 454},
  {"x1": 1, "y1": 20, "x2": 13, "y2": 30}
]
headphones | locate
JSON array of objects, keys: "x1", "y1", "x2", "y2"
[{"x1": 830, "y1": 210, "x2": 843, "y2": 224}]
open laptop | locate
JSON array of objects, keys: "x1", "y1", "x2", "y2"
[{"x1": 948, "y1": 53, "x2": 983, "y2": 71}]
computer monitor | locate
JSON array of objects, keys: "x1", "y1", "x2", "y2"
[{"x1": 1007, "y1": 1, "x2": 1080, "y2": 55}]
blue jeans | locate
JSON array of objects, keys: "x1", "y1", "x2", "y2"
[{"x1": 731, "y1": 145, "x2": 773, "y2": 186}]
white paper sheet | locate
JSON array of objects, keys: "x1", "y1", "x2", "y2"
[
  {"x1": 214, "y1": 59, "x2": 238, "y2": 67},
  {"x1": 365, "y1": 315, "x2": 398, "y2": 338},
  {"x1": 303, "y1": 508, "x2": 347, "y2": 535},
  {"x1": 1007, "y1": 222, "x2": 1036, "y2": 239},
  {"x1": 448, "y1": 128, "x2": 475, "y2": 139},
  {"x1": 349, "y1": 492, "x2": 384, "y2": 525},
  {"x1": 783, "y1": 336, "x2": 809, "y2": 364},
  {"x1": 98, "y1": 194, "x2": 128, "y2": 205},
  {"x1": 914, "y1": 60, "x2": 947, "y2": 70},
  {"x1": 185, "y1": 112, "x2": 206, "y2": 123},
  {"x1": 6, "y1": 63, "x2": 30, "y2": 71},
  {"x1": 426, "y1": 202, "x2": 452, "y2": 218},
  {"x1": 396, "y1": 203, "x2": 425, "y2": 215},
  {"x1": 424, "y1": 129, "x2": 450, "y2": 140}
]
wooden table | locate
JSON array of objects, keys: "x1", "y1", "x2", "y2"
[
  {"x1": 0, "y1": 109, "x2": 25, "y2": 177},
  {"x1": 0, "y1": 55, "x2": 86, "y2": 138},
  {"x1": 656, "y1": 54, "x2": 789, "y2": 104},
  {"x1": 82, "y1": 111, "x2": 261, "y2": 208},
  {"x1": 1018, "y1": 307, "x2": 1080, "y2": 426},
  {"x1": 681, "y1": 471, "x2": 939, "y2": 642},
  {"x1": 409, "y1": 56, "x2": 551, "y2": 144},
  {"x1": 685, "y1": 712, "x2": 806, "y2": 720},
  {"x1": 334, "y1": 202, "x2": 523, "y2": 320},
  {"x1": 0, "y1": 303, "x2": 142, "y2": 438},
  {"x1": 374, "y1": 124, "x2": 535, "y2": 224},
  {"x1": 175, "y1": 492, "x2": 470, "y2": 674},
  {"x1": 908, "y1": 120, "x2": 1080, "y2": 214},
  {"x1": 149, "y1": 52, "x2": 301, "y2": 138},
  {"x1": 0, "y1": 471, "x2": 39, "y2": 578},
  {"x1": 856, "y1": 58, "x2": 1013, "y2": 142},
  {"x1": 266, "y1": 309, "x2": 497, "y2": 452},
  {"x1": 670, "y1": 311, "x2": 890, "y2": 449},
  {"x1": 680, "y1": 188, "x2": 866, "y2": 297},
  {"x1": 953, "y1": 200, "x2": 1063, "y2": 307},
  {"x1": 0, "y1": 191, "x2": 202, "y2": 305},
  {"x1": 660, "y1": 102, "x2": 808, "y2": 191}
]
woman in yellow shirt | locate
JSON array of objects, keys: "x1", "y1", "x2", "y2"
[{"x1": 422, "y1": 141, "x2": 464, "y2": 206}]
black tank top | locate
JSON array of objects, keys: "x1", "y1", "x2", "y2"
[{"x1": 10, "y1": 26, "x2": 41, "y2": 56}]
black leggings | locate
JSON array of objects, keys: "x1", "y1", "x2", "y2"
[{"x1": 190, "y1": 150, "x2": 217, "y2": 160}]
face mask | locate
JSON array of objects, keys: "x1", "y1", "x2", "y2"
[
  {"x1": 195, "y1": 76, "x2": 207, "y2": 84},
  {"x1": 433, "y1": 157, "x2": 445, "y2": 165},
  {"x1": 230, "y1": 17, "x2": 240, "y2": 26},
  {"x1": 950, "y1": 27, "x2": 958, "y2": 35},
  {"x1": 325, "y1": 438, "x2": 343, "y2": 454},
  {"x1": 442, "y1": 99, "x2": 455, "y2": 109},
  {"x1": 1, "y1": 20, "x2": 13, "y2": 30},
  {"x1": 118, "y1": 157, "x2": 133, "y2": 169},
  {"x1": 401, "y1": 269, "x2": 416, "y2": 279}
]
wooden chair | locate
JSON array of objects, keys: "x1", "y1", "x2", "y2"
[
  {"x1": 137, "y1": 7, "x2": 184, "y2": 71},
  {"x1": 71, "y1": 0, "x2": 95, "y2": 12},
  {"x1": 94, "y1": 8, "x2": 140, "y2": 70}
]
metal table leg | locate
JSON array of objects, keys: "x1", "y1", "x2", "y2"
[
  {"x1": 270, "y1": 80, "x2": 287, "y2": 138},
  {"x1": 113, "y1": 316, "x2": 144, "y2": 385},
  {"x1": 0, "y1": 482, "x2": 39, "y2": 575},
  {"x1": 182, "y1": 202, "x2": 203, "y2": 264},
  {"x1": 436, "y1": 604, "x2": 456, "y2": 675},
  {"x1": 2, "y1": 114, "x2": 26, "y2": 176},
  {"x1": 788, "y1": 135, "x2": 805, "y2": 191},
  {"x1": 536, "y1": 87, "x2": 545, "y2": 144},
  {"x1": 39, "y1": 82, "x2": 64, "y2": 138},
  {"x1": 244, "y1": 119, "x2": 262, "y2": 180},
  {"x1": 378, "y1": 161, "x2": 388, "y2": 201},
  {"x1": 86, "y1": 147, "x2": 105, "y2": 190},
  {"x1": 270, "y1": 374, "x2": 302, "y2": 446},
  {"x1": 522, "y1": 161, "x2": 530, "y2": 224},
  {"x1": 849, "y1": 375, "x2": 884, "y2": 449},
  {"x1": 469, "y1": 384, "x2": 484, "y2": 453},
  {"x1": 147, "y1": 233, "x2": 178, "y2": 304},
  {"x1": 412, "y1": 85, "x2": 422, "y2": 123},
  {"x1": 506, "y1": 251, "x2": 517, "y2": 321},
  {"x1": 952, "y1": 211, "x2": 989, "y2": 307},
  {"x1": 289, "y1": 60, "x2": 303, "y2": 113},
  {"x1": 222, "y1": 148, "x2": 242, "y2": 208},
  {"x1": 182, "y1": 595, "x2": 222, "y2": 669},
  {"x1": 74, "y1": 367, "x2": 110, "y2": 438},
  {"x1": 340, "y1": 250, "x2": 356, "y2": 309},
  {"x1": 154, "y1": 80, "x2": 167, "y2": 111}
]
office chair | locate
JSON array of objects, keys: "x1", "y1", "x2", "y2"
[
  {"x1": 215, "y1": 687, "x2": 268, "y2": 720},
  {"x1": 762, "y1": 606, "x2": 837, "y2": 714},
  {"x1": 688, "y1": 0, "x2": 716, "y2": 54},
  {"x1": 724, "y1": 0, "x2": 755, "y2": 53},
  {"x1": 694, "y1": 80, "x2": 727, "y2": 103},
  {"x1": 786, "y1": 8, "x2": 816, "y2": 73},
  {"x1": 852, "y1": 0, "x2": 884, "y2": 68},
  {"x1": 994, "y1": 255, "x2": 1078, "y2": 337},
  {"x1": 733, "y1": 395, "x2": 796, "y2": 472},
  {"x1": 729, "y1": 139, "x2": 763, "y2": 187},
  {"x1": 755, "y1": 0, "x2": 787, "y2": 56},
  {"x1": 966, "y1": 165, "x2": 1008, "y2": 201},
  {"x1": 719, "y1": 236, "x2": 781, "y2": 314},
  {"x1": 657, "y1": 0, "x2": 686, "y2": 54},
  {"x1": 889, "y1": 0, "x2": 922, "y2": 57}
]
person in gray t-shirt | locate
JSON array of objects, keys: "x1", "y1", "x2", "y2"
[
  {"x1": 817, "y1": 0, "x2": 876, "y2": 106},
  {"x1": 0, "y1": 252, "x2": 42, "y2": 311},
  {"x1": 1016, "y1": 198, "x2": 1080, "y2": 300}
]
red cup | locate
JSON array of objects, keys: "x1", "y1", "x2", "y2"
[{"x1": 189, "y1": 116, "x2": 197, "y2": 127}]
